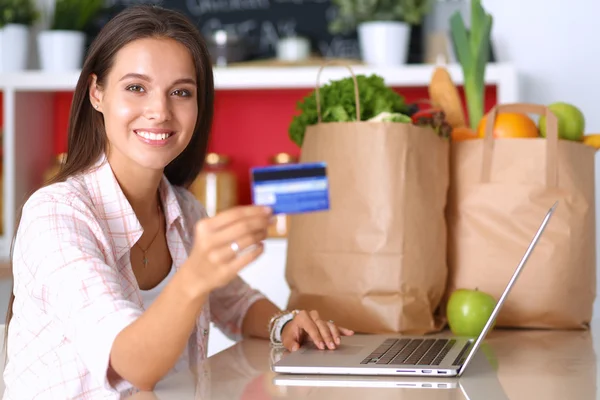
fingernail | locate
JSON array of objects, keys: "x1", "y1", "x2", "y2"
[
  {"x1": 292, "y1": 344, "x2": 299, "y2": 351},
  {"x1": 263, "y1": 206, "x2": 272, "y2": 214},
  {"x1": 335, "y1": 337, "x2": 341, "y2": 345},
  {"x1": 319, "y1": 342, "x2": 325, "y2": 350},
  {"x1": 329, "y1": 342, "x2": 335, "y2": 349}
]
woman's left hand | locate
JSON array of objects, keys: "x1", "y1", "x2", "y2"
[{"x1": 280, "y1": 310, "x2": 354, "y2": 352}]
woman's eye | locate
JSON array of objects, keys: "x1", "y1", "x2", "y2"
[
  {"x1": 172, "y1": 89, "x2": 191, "y2": 97},
  {"x1": 126, "y1": 85, "x2": 144, "y2": 92}
]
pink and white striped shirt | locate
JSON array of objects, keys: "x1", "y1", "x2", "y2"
[{"x1": 3, "y1": 155, "x2": 265, "y2": 399}]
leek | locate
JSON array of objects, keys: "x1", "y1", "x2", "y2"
[{"x1": 450, "y1": 0, "x2": 493, "y2": 130}]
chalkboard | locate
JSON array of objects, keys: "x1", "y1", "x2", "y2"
[{"x1": 98, "y1": 0, "x2": 361, "y2": 60}]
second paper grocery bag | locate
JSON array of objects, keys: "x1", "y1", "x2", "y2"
[
  {"x1": 446, "y1": 103, "x2": 596, "y2": 329},
  {"x1": 285, "y1": 65, "x2": 450, "y2": 334}
]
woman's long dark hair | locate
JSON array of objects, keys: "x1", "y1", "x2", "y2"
[{"x1": 4, "y1": 5, "x2": 214, "y2": 347}]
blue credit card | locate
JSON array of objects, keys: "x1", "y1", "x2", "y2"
[{"x1": 250, "y1": 162, "x2": 330, "y2": 215}]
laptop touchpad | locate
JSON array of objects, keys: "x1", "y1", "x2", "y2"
[{"x1": 301, "y1": 344, "x2": 364, "y2": 355}]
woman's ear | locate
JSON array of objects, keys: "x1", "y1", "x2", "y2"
[{"x1": 89, "y1": 73, "x2": 103, "y2": 112}]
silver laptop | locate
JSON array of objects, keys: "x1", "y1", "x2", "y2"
[
  {"x1": 272, "y1": 350, "x2": 512, "y2": 399},
  {"x1": 272, "y1": 201, "x2": 558, "y2": 378},
  {"x1": 272, "y1": 352, "x2": 510, "y2": 399}
]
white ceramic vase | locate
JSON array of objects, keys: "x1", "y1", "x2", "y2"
[
  {"x1": 358, "y1": 21, "x2": 411, "y2": 66},
  {"x1": 38, "y1": 30, "x2": 86, "y2": 71},
  {"x1": 0, "y1": 24, "x2": 30, "y2": 72}
]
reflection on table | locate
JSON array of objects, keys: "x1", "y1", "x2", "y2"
[{"x1": 128, "y1": 323, "x2": 598, "y2": 400}]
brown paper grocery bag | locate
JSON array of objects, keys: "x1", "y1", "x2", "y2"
[
  {"x1": 285, "y1": 65, "x2": 450, "y2": 334},
  {"x1": 446, "y1": 103, "x2": 596, "y2": 329}
]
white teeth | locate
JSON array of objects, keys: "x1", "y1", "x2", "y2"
[{"x1": 136, "y1": 131, "x2": 172, "y2": 141}]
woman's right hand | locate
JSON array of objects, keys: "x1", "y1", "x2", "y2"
[{"x1": 186, "y1": 205, "x2": 273, "y2": 292}]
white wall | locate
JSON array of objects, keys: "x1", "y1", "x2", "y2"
[
  {"x1": 482, "y1": 0, "x2": 600, "y2": 131},
  {"x1": 427, "y1": 0, "x2": 600, "y2": 129}
]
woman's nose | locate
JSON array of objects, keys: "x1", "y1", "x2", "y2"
[{"x1": 144, "y1": 94, "x2": 172, "y2": 122}]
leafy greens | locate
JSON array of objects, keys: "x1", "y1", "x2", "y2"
[{"x1": 288, "y1": 74, "x2": 411, "y2": 146}]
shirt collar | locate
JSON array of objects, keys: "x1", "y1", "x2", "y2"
[
  {"x1": 85, "y1": 154, "x2": 186, "y2": 261},
  {"x1": 158, "y1": 173, "x2": 187, "y2": 233}
]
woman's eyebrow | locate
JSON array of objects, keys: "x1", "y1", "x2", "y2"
[
  {"x1": 172, "y1": 77, "x2": 196, "y2": 85},
  {"x1": 119, "y1": 72, "x2": 151, "y2": 82},
  {"x1": 118, "y1": 73, "x2": 196, "y2": 86}
]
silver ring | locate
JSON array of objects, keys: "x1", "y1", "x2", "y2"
[
  {"x1": 328, "y1": 320, "x2": 334, "y2": 324},
  {"x1": 230, "y1": 241, "x2": 240, "y2": 255}
]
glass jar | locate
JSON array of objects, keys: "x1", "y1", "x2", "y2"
[
  {"x1": 43, "y1": 153, "x2": 67, "y2": 184},
  {"x1": 0, "y1": 130, "x2": 3, "y2": 235},
  {"x1": 267, "y1": 153, "x2": 298, "y2": 238},
  {"x1": 189, "y1": 152, "x2": 238, "y2": 217}
]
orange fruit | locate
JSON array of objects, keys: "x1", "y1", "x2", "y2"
[
  {"x1": 451, "y1": 126, "x2": 479, "y2": 141},
  {"x1": 477, "y1": 112, "x2": 540, "y2": 138},
  {"x1": 583, "y1": 134, "x2": 600, "y2": 149}
]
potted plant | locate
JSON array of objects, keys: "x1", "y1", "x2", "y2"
[
  {"x1": 37, "y1": 0, "x2": 103, "y2": 71},
  {"x1": 0, "y1": 0, "x2": 39, "y2": 71},
  {"x1": 329, "y1": 0, "x2": 432, "y2": 66}
]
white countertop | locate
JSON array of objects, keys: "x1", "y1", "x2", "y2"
[{"x1": 128, "y1": 319, "x2": 600, "y2": 399}]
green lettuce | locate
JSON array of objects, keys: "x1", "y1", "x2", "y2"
[{"x1": 288, "y1": 74, "x2": 410, "y2": 146}]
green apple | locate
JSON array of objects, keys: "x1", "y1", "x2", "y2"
[
  {"x1": 539, "y1": 102, "x2": 585, "y2": 141},
  {"x1": 446, "y1": 288, "x2": 496, "y2": 337}
]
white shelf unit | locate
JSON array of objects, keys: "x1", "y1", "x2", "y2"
[
  {"x1": 0, "y1": 63, "x2": 519, "y2": 261},
  {"x1": 0, "y1": 62, "x2": 519, "y2": 96}
]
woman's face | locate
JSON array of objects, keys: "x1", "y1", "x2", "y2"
[{"x1": 90, "y1": 37, "x2": 198, "y2": 173}]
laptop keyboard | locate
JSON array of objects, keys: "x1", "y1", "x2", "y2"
[{"x1": 360, "y1": 338, "x2": 456, "y2": 365}]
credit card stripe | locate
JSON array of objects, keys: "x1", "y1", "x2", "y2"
[
  {"x1": 254, "y1": 179, "x2": 328, "y2": 194},
  {"x1": 252, "y1": 166, "x2": 326, "y2": 182}
]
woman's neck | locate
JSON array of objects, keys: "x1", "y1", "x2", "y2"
[{"x1": 107, "y1": 152, "x2": 164, "y2": 223}]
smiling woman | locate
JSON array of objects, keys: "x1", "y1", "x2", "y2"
[{"x1": 1, "y1": 4, "x2": 352, "y2": 399}]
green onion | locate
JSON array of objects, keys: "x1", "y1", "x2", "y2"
[{"x1": 450, "y1": 0, "x2": 493, "y2": 131}]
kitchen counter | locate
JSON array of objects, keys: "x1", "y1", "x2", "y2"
[{"x1": 128, "y1": 320, "x2": 599, "y2": 399}]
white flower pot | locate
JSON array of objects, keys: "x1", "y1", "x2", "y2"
[
  {"x1": 0, "y1": 24, "x2": 29, "y2": 72},
  {"x1": 38, "y1": 30, "x2": 86, "y2": 72},
  {"x1": 358, "y1": 21, "x2": 411, "y2": 66}
]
